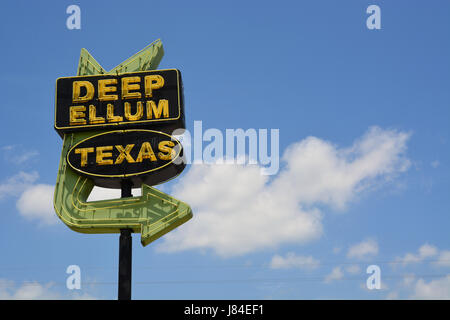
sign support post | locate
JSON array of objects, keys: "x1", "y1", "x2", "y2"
[
  {"x1": 119, "y1": 181, "x2": 133, "y2": 300},
  {"x1": 118, "y1": 228, "x2": 132, "y2": 300}
]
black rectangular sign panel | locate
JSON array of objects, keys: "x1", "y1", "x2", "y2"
[{"x1": 55, "y1": 69, "x2": 184, "y2": 136}]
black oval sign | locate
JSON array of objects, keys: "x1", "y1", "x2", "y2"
[{"x1": 67, "y1": 129, "x2": 185, "y2": 188}]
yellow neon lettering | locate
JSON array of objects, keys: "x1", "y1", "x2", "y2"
[
  {"x1": 146, "y1": 99, "x2": 169, "y2": 119},
  {"x1": 124, "y1": 101, "x2": 143, "y2": 121},
  {"x1": 135, "y1": 142, "x2": 156, "y2": 162},
  {"x1": 158, "y1": 141, "x2": 175, "y2": 161},
  {"x1": 121, "y1": 76, "x2": 141, "y2": 99},
  {"x1": 115, "y1": 144, "x2": 135, "y2": 164},
  {"x1": 72, "y1": 81, "x2": 94, "y2": 103},
  {"x1": 98, "y1": 79, "x2": 118, "y2": 101},
  {"x1": 144, "y1": 75, "x2": 164, "y2": 98},
  {"x1": 89, "y1": 105, "x2": 105, "y2": 124},
  {"x1": 96, "y1": 146, "x2": 114, "y2": 165},
  {"x1": 69, "y1": 105, "x2": 87, "y2": 125},
  {"x1": 106, "y1": 103, "x2": 123, "y2": 122},
  {"x1": 74, "y1": 147, "x2": 94, "y2": 167}
]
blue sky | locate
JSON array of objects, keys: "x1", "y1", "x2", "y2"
[{"x1": 0, "y1": 0, "x2": 449, "y2": 299}]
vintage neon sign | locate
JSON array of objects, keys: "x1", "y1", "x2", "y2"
[{"x1": 53, "y1": 40, "x2": 192, "y2": 248}]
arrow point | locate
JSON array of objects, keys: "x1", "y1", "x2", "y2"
[
  {"x1": 140, "y1": 205, "x2": 192, "y2": 247},
  {"x1": 139, "y1": 184, "x2": 193, "y2": 247}
]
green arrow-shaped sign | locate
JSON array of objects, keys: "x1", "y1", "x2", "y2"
[
  {"x1": 77, "y1": 38, "x2": 164, "y2": 76},
  {"x1": 53, "y1": 40, "x2": 192, "y2": 246}
]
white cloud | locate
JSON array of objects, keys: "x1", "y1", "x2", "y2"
[
  {"x1": 384, "y1": 245, "x2": 450, "y2": 299},
  {"x1": 347, "y1": 239, "x2": 379, "y2": 260},
  {"x1": 386, "y1": 271, "x2": 450, "y2": 299},
  {"x1": 386, "y1": 291, "x2": 399, "y2": 300},
  {"x1": 273, "y1": 126, "x2": 411, "y2": 210},
  {"x1": 0, "y1": 171, "x2": 58, "y2": 225},
  {"x1": 16, "y1": 184, "x2": 57, "y2": 225},
  {"x1": 345, "y1": 264, "x2": 361, "y2": 274},
  {"x1": 395, "y1": 243, "x2": 438, "y2": 266},
  {"x1": 324, "y1": 267, "x2": 344, "y2": 283},
  {"x1": 87, "y1": 186, "x2": 141, "y2": 202},
  {"x1": 157, "y1": 163, "x2": 324, "y2": 256},
  {"x1": 0, "y1": 279, "x2": 59, "y2": 300},
  {"x1": 402, "y1": 274, "x2": 417, "y2": 287},
  {"x1": 418, "y1": 243, "x2": 439, "y2": 259},
  {"x1": 70, "y1": 292, "x2": 98, "y2": 300},
  {"x1": 431, "y1": 160, "x2": 440, "y2": 168},
  {"x1": 0, "y1": 279, "x2": 97, "y2": 300},
  {"x1": 1, "y1": 145, "x2": 39, "y2": 165},
  {"x1": 323, "y1": 264, "x2": 362, "y2": 285},
  {"x1": 269, "y1": 253, "x2": 320, "y2": 270},
  {"x1": 433, "y1": 250, "x2": 450, "y2": 268},
  {"x1": 0, "y1": 171, "x2": 39, "y2": 200},
  {"x1": 12, "y1": 151, "x2": 39, "y2": 165},
  {"x1": 411, "y1": 275, "x2": 450, "y2": 299},
  {"x1": 157, "y1": 127, "x2": 411, "y2": 257}
]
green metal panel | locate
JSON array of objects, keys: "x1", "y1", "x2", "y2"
[
  {"x1": 108, "y1": 39, "x2": 164, "y2": 74},
  {"x1": 77, "y1": 48, "x2": 107, "y2": 76},
  {"x1": 76, "y1": 39, "x2": 164, "y2": 76},
  {"x1": 53, "y1": 40, "x2": 192, "y2": 246}
]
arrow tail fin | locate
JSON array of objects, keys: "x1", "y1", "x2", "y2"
[
  {"x1": 108, "y1": 39, "x2": 164, "y2": 74},
  {"x1": 77, "y1": 48, "x2": 107, "y2": 76}
]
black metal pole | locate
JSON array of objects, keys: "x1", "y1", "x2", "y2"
[{"x1": 118, "y1": 180, "x2": 133, "y2": 300}]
